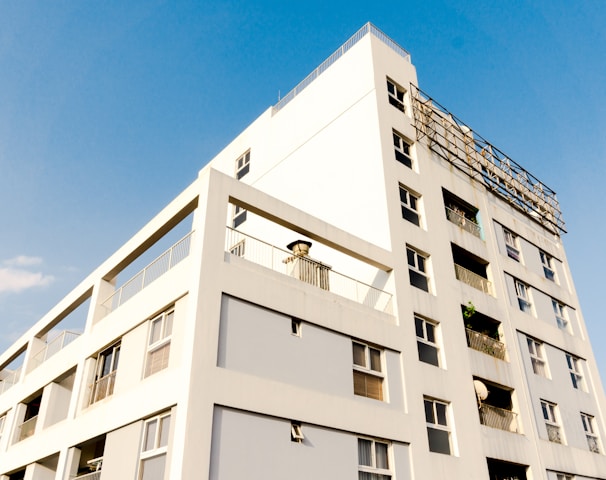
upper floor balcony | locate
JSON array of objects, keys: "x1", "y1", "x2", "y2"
[
  {"x1": 463, "y1": 306, "x2": 505, "y2": 360},
  {"x1": 30, "y1": 330, "x2": 81, "y2": 370},
  {"x1": 225, "y1": 227, "x2": 393, "y2": 314},
  {"x1": 452, "y1": 244, "x2": 492, "y2": 295},
  {"x1": 474, "y1": 378, "x2": 518, "y2": 433},
  {"x1": 443, "y1": 189, "x2": 482, "y2": 239}
]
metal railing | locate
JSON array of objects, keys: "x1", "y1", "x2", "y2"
[
  {"x1": 587, "y1": 435, "x2": 601, "y2": 453},
  {"x1": 479, "y1": 404, "x2": 518, "y2": 433},
  {"x1": 225, "y1": 228, "x2": 393, "y2": 314},
  {"x1": 18, "y1": 415, "x2": 38, "y2": 441},
  {"x1": 273, "y1": 23, "x2": 410, "y2": 112},
  {"x1": 101, "y1": 232, "x2": 193, "y2": 315},
  {"x1": 466, "y1": 329, "x2": 506, "y2": 360},
  {"x1": 546, "y1": 423, "x2": 562, "y2": 443},
  {"x1": 0, "y1": 366, "x2": 22, "y2": 395},
  {"x1": 89, "y1": 371, "x2": 117, "y2": 404},
  {"x1": 454, "y1": 264, "x2": 493, "y2": 295},
  {"x1": 445, "y1": 207, "x2": 481, "y2": 238},
  {"x1": 73, "y1": 472, "x2": 102, "y2": 480},
  {"x1": 31, "y1": 331, "x2": 81, "y2": 369}
]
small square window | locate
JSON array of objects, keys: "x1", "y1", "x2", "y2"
[
  {"x1": 424, "y1": 397, "x2": 452, "y2": 455},
  {"x1": 387, "y1": 78, "x2": 406, "y2": 113},
  {"x1": 540, "y1": 250, "x2": 556, "y2": 281},
  {"x1": 407, "y1": 246, "x2": 430, "y2": 292},
  {"x1": 399, "y1": 184, "x2": 420, "y2": 226},
  {"x1": 503, "y1": 229, "x2": 521, "y2": 261},
  {"x1": 415, "y1": 315, "x2": 440, "y2": 367},
  {"x1": 393, "y1": 130, "x2": 413, "y2": 168}
]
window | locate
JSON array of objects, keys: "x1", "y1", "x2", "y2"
[
  {"x1": 140, "y1": 412, "x2": 171, "y2": 480},
  {"x1": 231, "y1": 205, "x2": 247, "y2": 228},
  {"x1": 352, "y1": 341, "x2": 384, "y2": 401},
  {"x1": 566, "y1": 354, "x2": 584, "y2": 390},
  {"x1": 90, "y1": 343, "x2": 120, "y2": 404},
  {"x1": 357, "y1": 437, "x2": 392, "y2": 480},
  {"x1": 540, "y1": 250, "x2": 556, "y2": 281},
  {"x1": 415, "y1": 316, "x2": 439, "y2": 367},
  {"x1": 527, "y1": 338, "x2": 547, "y2": 377},
  {"x1": 504, "y1": 229, "x2": 521, "y2": 261},
  {"x1": 556, "y1": 474, "x2": 574, "y2": 480},
  {"x1": 291, "y1": 318, "x2": 302, "y2": 337},
  {"x1": 407, "y1": 246, "x2": 429, "y2": 292},
  {"x1": 393, "y1": 130, "x2": 413, "y2": 168},
  {"x1": 290, "y1": 421, "x2": 304, "y2": 443},
  {"x1": 541, "y1": 400, "x2": 562, "y2": 443},
  {"x1": 515, "y1": 280, "x2": 532, "y2": 313},
  {"x1": 235, "y1": 150, "x2": 250, "y2": 179},
  {"x1": 145, "y1": 309, "x2": 174, "y2": 378},
  {"x1": 424, "y1": 397, "x2": 452, "y2": 454},
  {"x1": 387, "y1": 78, "x2": 405, "y2": 113},
  {"x1": 552, "y1": 300, "x2": 568, "y2": 331},
  {"x1": 581, "y1": 413, "x2": 600, "y2": 453},
  {"x1": 399, "y1": 184, "x2": 420, "y2": 226}
]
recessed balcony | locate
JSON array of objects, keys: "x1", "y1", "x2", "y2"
[
  {"x1": 452, "y1": 244, "x2": 492, "y2": 295},
  {"x1": 225, "y1": 227, "x2": 393, "y2": 314}
]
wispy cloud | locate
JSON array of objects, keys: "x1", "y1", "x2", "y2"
[
  {"x1": 0, "y1": 256, "x2": 54, "y2": 293},
  {"x1": 3, "y1": 255, "x2": 43, "y2": 267}
]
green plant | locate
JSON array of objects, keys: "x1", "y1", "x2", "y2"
[{"x1": 463, "y1": 301, "x2": 476, "y2": 320}]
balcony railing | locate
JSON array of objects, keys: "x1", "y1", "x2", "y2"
[
  {"x1": 546, "y1": 423, "x2": 563, "y2": 443},
  {"x1": 74, "y1": 472, "x2": 102, "y2": 480},
  {"x1": 101, "y1": 231, "x2": 193, "y2": 315},
  {"x1": 89, "y1": 371, "x2": 117, "y2": 404},
  {"x1": 0, "y1": 366, "x2": 22, "y2": 395},
  {"x1": 587, "y1": 435, "x2": 601, "y2": 453},
  {"x1": 445, "y1": 207, "x2": 481, "y2": 238},
  {"x1": 225, "y1": 227, "x2": 393, "y2": 314},
  {"x1": 454, "y1": 264, "x2": 493, "y2": 295},
  {"x1": 18, "y1": 415, "x2": 38, "y2": 441},
  {"x1": 479, "y1": 404, "x2": 518, "y2": 433},
  {"x1": 31, "y1": 330, "x2": 81, "y2": 370},
  {"x1": 466, "y1": 329, "x2": 506, "y2": 360}
]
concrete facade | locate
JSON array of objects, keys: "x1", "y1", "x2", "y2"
[{"x1": 0, "y1": 23, "x2": 604, "y2": 480}]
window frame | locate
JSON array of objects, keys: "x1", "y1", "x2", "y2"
[
  {"x1": 515, "y1": 279, "x2": 532, "y2": 313},
  {"x1": 386, "y1": 78, "x2": 406, "y2": 113},
  {"x1": 352, "y1": 341, "x2": 385, "y2": 401},
  {"x1": 407, "y1": 246, "x2": 430, "y2": 292},
  {"x1": 503, "y1": 228, "x2": 521, "y2": 261},
  {"x1": 566, "y1": 354, "x2": 584, "y2": 391},
  {"x1": 552, "y1": 299, "x2": 568, "y2": 331},
  {"x1": 392, "y1": 130, "x2": 413, "y2": 168},
  {"x1": 290, "y1": 421, "x2": 304, "y2": 443},
  {"x1": 90, "y1": 342, "x2": 121, "y2": 404},
  {"x1": 235, "y1": 150, "x2": 250, "y2": 180},
  {"x1": 540, "y1": 250, "x2": 556, "y2": 282},
  {"x1": 144, "y1": 308, "x2": 174, "y2": 378},
  {"x1": 399, "y1": 184, "x2": 420, "y2": 226},
  {"x1": 424, "y1": 397, "x2": 452, "y2": 455},
  {"x1": 581, "y1": 412, "x2": 600, "y2": 453},
  {"x1": 357, "y1": 437, "x2": 392, "y2": 479},
  {"x1": 527, "y1": 337, "x2": 548, "y2": 377},
  {"x1": 415, "y1": 315, "x2": 440, "y2": 367},
  {"x1": 139, "y1": 412, "x2": 171, "y2": 480},
  {"x1": 541, "y1": 399, "x2": 563, "y2": 444},
  {"x1": 231, "y1": 204, "x2": 247, "y2": 228}
]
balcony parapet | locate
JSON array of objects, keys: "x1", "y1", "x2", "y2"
[
  {"x1": 0, "y1": 366, "x2": 22, "y2": 396},
  {"x1": 465, "y1": 329, "x2": 506, "y2": 360},
  {"x1": 454, "y1": 264, "x2": 493, "y2": 295},
  {"x1": 30, "y1": 330, "x2": 81, "y2": 370},
  {"x1": 479, "y1": 404, "x2": 518, "y2": 433},
  {"x1": 225, "y1": 227, "x2": 393, "y2": 314},
  {"x1": 445, "y1": 207, "x2": 481, "y2": 238},
  {"x1": 18, "y1": 415, "x2": 38, "y2": 441}
]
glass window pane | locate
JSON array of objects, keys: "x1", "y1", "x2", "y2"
[
  {"x1": 425, "y1": 323, "x2": 435, "y2": 343},
  {"x1": 424, "y1": 400, "x2": 434, "y2": 423},
  {"x1": 375, "y1": 442, "x2": 389, "y2": 469},
  {"x1": 140, "y1": 454, "x2": 167, "y2": 480},
  {"x1": 369, "y1": 348, "x2": 381, "y2": 372},
  {"x1": 417, "y1": 342, "x2": 439, "y2": 366},
  {"x1": 407, "y1": 249, "x2": 415, "y2": 267},
  {"x1": 143, "y1": 419, "x2": 158, "y2": 451},
  {"x1": 159, "y1": 415, "x2": 171, "y2": 447},
  {"x1": 165, "y1": 312, "x2": 174, "y2": 337},
  {"x1": 436, "y1": 403, "x2": 448, "y2": 426},
  {"x1": 150, "y1": 318, "x2": 163, "y2": 345},
  {"x1": 358, "y1": 439, "x2": 372, "y2": 466},
  {"x1": 353, "y1": 343, "x2": 366, "y2": 367},
  {"x1": 415, "y1": 317, "x2": 424, "y2": 338},
  {"x1": 427, "y1": 427, "x2": 451, "y2": 455}
]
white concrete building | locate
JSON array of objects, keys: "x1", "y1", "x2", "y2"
[{"x1": 0, "y1": 23, "x2": 604, "y2": 480}]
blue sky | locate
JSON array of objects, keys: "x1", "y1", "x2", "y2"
[{"x1": 1, "y1": 2, "x2": 605, "y2": 376}]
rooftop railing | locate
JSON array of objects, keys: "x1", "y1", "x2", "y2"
[
  {"x1": 479, "y1": 404, "x2": 518, "y2": 433},
  {"x1": 0, "y1": 366, "x2": 22, "y2": 396},
  {"x1": 454, "y1": 264, "x2": 493, "y2": 295},
  {"x1": 30, "y1": 330, "x2": 81, "y2": 370},
  {"x1": 445, "y1": 207, "x2": 481, "y2": 238},
  {"x1": 225, "y1": 227, "x2": 393, "y2": 314},
  {"x1": 100, "y1": 232, "x2": 193, "y2": 316},
  {"x1": 465, "y1": 329, "x2": 506, "y2": 360},
  {"x1": 274, "y1": 23, "x2": 410, "y2": 112}
]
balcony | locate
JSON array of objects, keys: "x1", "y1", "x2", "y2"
[
  {"x1": 455, "y1": 264, "x2": 493, "y2": 295},
  {"x1": 225, "y1": 227, "x2": 393, "y2": 313},
  {"x1": 0, "y1": 366, "x2": 22, "y2": 395},
  {"x1": 101, "y1": 232, "x2": 193, "y2": 315},
  {"x1": 446, "y1": 207, "x2": 481, "y2": 238},
  {"x1": 479, "y1": 404, "x2": 518, "y2": 433},
  {"x1": 30, "y1": 330, "x2": 81, "y2": 370},
  {"x1": 74, "y1": 473, "x2": 101, "y2": 480},
  {"x1": 18, "y1": 415, "x2": 38, "y2": 441},
  {"x1": 466, "y1": 329, "x2": 506, "y2": 360},
  {"x1": 89, "y1": 371, "x2": 116, "y2": 404}
]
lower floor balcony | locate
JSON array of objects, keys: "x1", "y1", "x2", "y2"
[{"x1": 479, "y1": 404, "x2": 518, "y2": 433}]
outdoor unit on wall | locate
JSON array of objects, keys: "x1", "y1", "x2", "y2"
[{"x1": 283, "y1": 240, "x2": 331, "y2": 290}]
